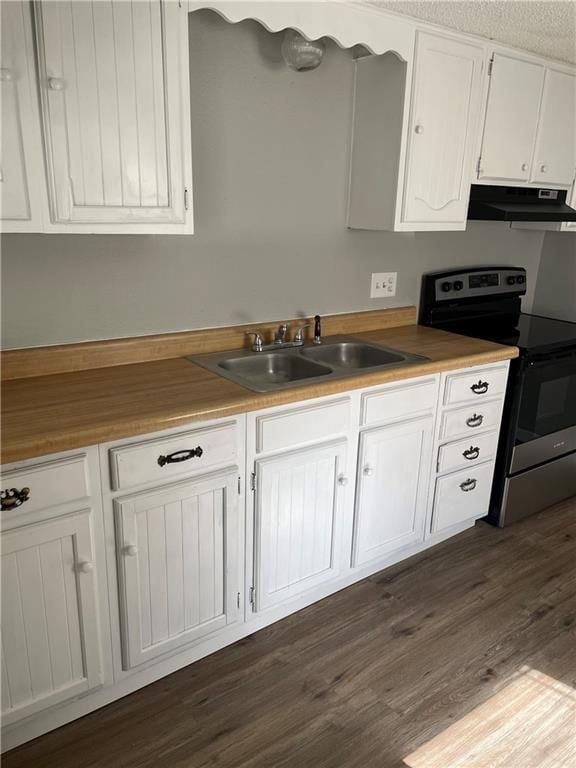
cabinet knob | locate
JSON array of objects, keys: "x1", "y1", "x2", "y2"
[
  {"x1": 124, "y1": 545, "x2": 138, "y2": 557},
  {"x1": 363, "y1": 465, "x2": 375, "y2": 477},
  {"x1": 48, "y1": 77, "x2": 66, "y2": 91},
  {"x1": 521, "y1": 163, "x2": 528, "y2": 172},
  {"x1": 414, "y1": 124, "x2": 424, "y2": 135},
  {"x1": 540, "y1": 164, "x2": 547, "y2": 173},
  {"x1": 337, "y1": 474, "x2": 349, "y2": 487},
  {"x1": 0, "y1": 68, "x2": 13, "y2": 82},
  {"x1": 78, "y1": 561, "x2": 94, "y2": 573}
]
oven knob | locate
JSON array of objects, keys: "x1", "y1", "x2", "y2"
[
  {"x1": 453, "y1": 280, "x2": 464, "y2": 291},
  {"x1": 517, "y1": 274, "x2": 526, "y2": 284},
  {"x1": 441, "y1": 281, "x2": 453, "y2": 292},
  {"x1": 506, "y1": 276, "x2": 516, "y2": 285}
]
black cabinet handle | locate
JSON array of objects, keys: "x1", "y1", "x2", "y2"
[
  {"x1": 466, "y1": 413, "x2": 484, "y2": 428},
  {"x1": 157, "y1": 447, "x2": 203, "y2": 467},
  {"x1": 1, "y1": 487, "x2": 31, "y2": 511},
  {"x1": 463, "y1": 446, "x2": 480, "y2": 460},
  {"x1": 460, "y1": 478, "x2": 477, "y2": 492},
  {"x1": 471, "y1": 380, "x2": 489, "y2": 395}
]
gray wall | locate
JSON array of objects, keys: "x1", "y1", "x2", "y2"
[
  {"x1": 0, "y1": 11, "x2": 545, "y2": 349},
  {"x1": 532, "y1": 232, "x2": 576, "y2": 322}
]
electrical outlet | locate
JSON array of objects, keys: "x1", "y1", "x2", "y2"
[{"x1": 370, "y1": 272, "x2": 397, "y2": 298}]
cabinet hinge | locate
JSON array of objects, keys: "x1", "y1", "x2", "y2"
[
  {"x1": 250, "y1": 472, "x2": 256, "y2": 492},
  {"x1": 249, "y1": 586, "x2": 255, "y2": 607},
  {"x1": 238, "y1": 475, "x2": 242, "y2": 495},
  {"x1": 184, "y1": 187, "x2": 189, "y2": 210},
  {"x1": 237, "y1": 591, "x2": 241, "y2": 609},
  {"x1": 487, "y1": 57, "x2": 494, "y2": 77}
]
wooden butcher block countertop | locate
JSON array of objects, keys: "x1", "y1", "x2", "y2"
[{"x1": 1, "y1": 309, "x2": 518, "y2": 464}]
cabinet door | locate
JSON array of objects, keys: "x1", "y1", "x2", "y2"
[
  {"x1": 34, "y1": 0, "x2": 192, "y2": 231},
  {"x1": 402, "y1": 33, "x2": 484, "y2": 226},
  {"x1": 115, "y1": 470, "x2": 241, "y2": 669},
  {"x1": 531, "y1": 69, "x2": 576, "y2": 186},
  {"x1": 353, "y1": 416, "x2": 433, "y2": 567},
  {"x1": 0, "y1": 2, "x2": 46, "y2": 231},
  {"x1": 479, "y1": 53, "x2": 544, "y2": 182},
  {"x1": 254, "y1": 441, "x2": 348, "y2": 612},
  {"x1": 1, "y1": 511, "x2": 103, "y2": 725}
]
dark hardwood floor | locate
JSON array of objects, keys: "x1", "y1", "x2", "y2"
[{"x1": 5, "y1": 497, "x2": 576, "y2": 768}]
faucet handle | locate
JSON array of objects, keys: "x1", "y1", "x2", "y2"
[
  {"x1": 293, "y1": 324, "x2": 309, "y2": 343},
  {"x1": 245, "y1": 331, "x2": 264, "y2": 352}
]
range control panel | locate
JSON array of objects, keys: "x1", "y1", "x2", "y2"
[{"x1": 432, "y1": 268, "x2": 526, "y2": 302}]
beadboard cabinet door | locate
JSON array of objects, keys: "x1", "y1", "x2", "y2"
[
  {"x1": 353, "y1": 416, "x2": 433, "y2": 567},
  {"x1": 530, "y1": 69, "x2": 576, "y2": 186},
  {"x1": 0, "y1": 2, "x2": 47, "y2": 232},
  {"x1": 253, "y1": 441, "x2": 348, "y2": 612},
  {"x1": 402, "y1": 33, "x2": 484, "y2": 226},
  {"x1": 34, "y1": 0, "x2": 193, "y2": 233},
  {"x1": 114, "y1": 470, "x2": 242, "y2": 669},
  {"x1": 1, "y1": 511, "x2": 103, "y2": 726},
  {"x1": 478, "y1": 53, "x2": 545, "y2": 183}
]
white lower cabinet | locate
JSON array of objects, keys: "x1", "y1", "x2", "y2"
[
  {"x1": 353, "y1": 416, "x2": 433, "y2": 566},
  {"x1": 114, "y1": 469, "x2": 242, "y2": 669},
  {"x1": 431, "y1": 462, "x2": 494, "y2": 533},
  {"x1": 253, "y1": 440, "x2": 348, "y2": 612},
  {"x1": 1, "y1": 510, "x2": 103, "y2": 726},
  {"x1": 2, "y1": 362, "x2": 511, "y2": 750}
]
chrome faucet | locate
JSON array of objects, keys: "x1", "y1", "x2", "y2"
[
  {"x1": 274, "y1": 323, "x2": 288, "y2": 345},
  {"x1": 246, "y1": 321, "x2": 311, "y2": 352}
]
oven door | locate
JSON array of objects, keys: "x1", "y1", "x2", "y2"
[{"x1": 510, "y1": 347, "x2": 576, "y2": 474}]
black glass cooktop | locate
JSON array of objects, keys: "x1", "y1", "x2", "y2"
[{"x1": 468, "y1": 313, "x2": 576, "y2": 354}]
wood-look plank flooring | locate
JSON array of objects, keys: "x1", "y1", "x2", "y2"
[{"x1": 5, "y1": 497, "x2": 576, "y2": 768}]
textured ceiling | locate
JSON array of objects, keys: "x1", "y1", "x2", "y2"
[{"x1": 364, "y1": 1, "x2": 576, "y2": 64}]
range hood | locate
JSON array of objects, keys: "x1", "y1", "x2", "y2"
[{"x1": 467, "y1": 185, "x2": 576, "y2": 222}]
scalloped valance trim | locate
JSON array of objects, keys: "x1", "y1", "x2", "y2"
[{"x1": 188, "y1": 1, "x2": 415, "y2": 62}]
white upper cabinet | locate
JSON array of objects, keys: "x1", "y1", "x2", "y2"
[
  {"x1": 402, "y1": 33, "x2": 484, "y2": 226},
  {"x1": 478, "y1": 53, "x2": 545, "y2": 183},
  {"x1": 348, "y1": 31, "x2": 484, "y2": 232},
  {"x1": 34, "y1": 0, "x2": 193, "y2": 233},
  {"x1": 0, "y1": 3, "x2": 46, "y2": 232},
  {"x1": 530, "y1": 69, "x2": 576, "y2": 186}
]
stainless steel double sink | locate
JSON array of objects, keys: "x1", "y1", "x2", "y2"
[{"x1": 190, "y1": 336, "x2": 428, "y2": 393}]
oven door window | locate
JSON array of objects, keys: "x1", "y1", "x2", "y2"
[{"x1": 516, "y1": 352, "x2": 576, "y2": 444}]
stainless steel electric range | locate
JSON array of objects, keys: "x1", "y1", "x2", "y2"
[{"x1": 420, "y1": 266, "x2": 576, "y2": 527}]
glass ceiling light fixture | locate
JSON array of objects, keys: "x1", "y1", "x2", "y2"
[{"x1": 281, "y1": 29, "x2": 325, "y2": 72}]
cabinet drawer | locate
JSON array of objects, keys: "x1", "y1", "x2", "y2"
[
  {"x1": 437, "y1": 430, "x2": 499, "y2": 474},
  {"x1": 110, "y1": 422, "x2": 237, "y2": 491},
  {"x1": 432, "y1": 462, "x2": 495, "y2": 533},
  {"x1": 444, "y1": 366, "x2": 508, "y2": 406},
  {"x1": 1, "y1": 455, "x2": 89, "y2": 517},
  {"x1": 440, "y1": 399, "x2": 503, "y2": 440},
  {"x1": 361, "y1": 378, "x2": 436, "y2": 426},
  {"x1": 256, "y1": 398, "x2": 351, "y2": 453}
]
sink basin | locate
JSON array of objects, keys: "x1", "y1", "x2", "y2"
[
  {"x1": 302, "y1": 341, "x2": 405, "y2": 369},
  {"x1": 189, "y1": 336, "x2": 428, "y2": 393},
  {"x1": 217, "y1": 352, "x2": 331, "y2": 389}
]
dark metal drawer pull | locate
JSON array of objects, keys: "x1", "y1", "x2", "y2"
[
  {"x1": 460, "y1": 478, "x2": 477, "y2": 492},
  {"x1": 463, "y1": 446, "x2": 480, "y2": 460},
  {"x1": 158, "y1": 447, "x2": 203, "y2": 467},
  {"x1": 1, "y1": 487, "x2": 31, "y2": 511},
  {"x1": 471, "y1": 380, "x2": 489, "y2": 395},
  {"x1": 466, "y1": 413, "x2": 484, "y2": 428}
]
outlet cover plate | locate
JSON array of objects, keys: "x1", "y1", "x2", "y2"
[{"x1": 371, "y1": 272, "x2": 397, "y2": 299}]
